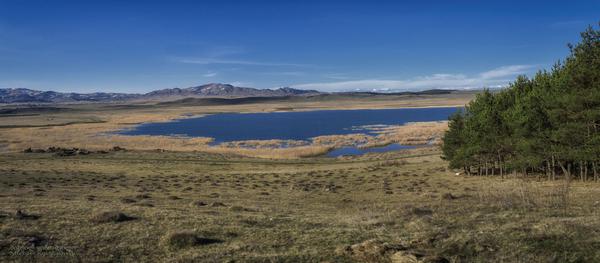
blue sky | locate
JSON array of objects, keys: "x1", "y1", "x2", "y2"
[{"x1": 0, "y1": 1, "x2": 598, "y2": 93}]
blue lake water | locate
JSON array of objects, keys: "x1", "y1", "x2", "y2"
[{"x1": 121, "y1": 107, "x2": 461, "y2": 156}]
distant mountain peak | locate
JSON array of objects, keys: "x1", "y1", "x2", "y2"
[{"x1": 0, "y1": 83, "x2": 322, "y2": 103}]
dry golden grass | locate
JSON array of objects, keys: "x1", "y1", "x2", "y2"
[
  {"x1": 210, "y1": 144, "x2": 334, "y2": 158},
  {"x1": 219, "y1": 139, "x2": 309, "y2": 149},
  {"x1": 311, "y1": 133, "x2": 371, "y2": 147},
  {"x1": 358, "y1": 121, "x2": 448, "y2": 148},
  {"x1": 0, "y1": 107, "x2": 215, "y2": 152},
  {"x1": 1, "y1": 147, "x2": 599, "y2": 262},
  {"x1": 1, "y1": 125, "x2": 214, "y2": 152},
  {"x1": 476, "y1": 179, "x2": 572, "y2": 211}
]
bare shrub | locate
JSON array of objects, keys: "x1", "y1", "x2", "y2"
[
  {"x1": 90, "y1": 211, "x2": 136, "y2": 223},
  {"x1": 477, "y1": 180, "x2": 570, "y2": 211},
  {"x1": 161, "y1": 231, "x2": 222, "y2": 250}
]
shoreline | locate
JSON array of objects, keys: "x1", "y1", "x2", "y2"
[
  {"x1": 117, "y1": 107, "x2": 454, "y2": 158},
  {"x1": 118, "y1": 104, "x2": 464, "y2": 127}
]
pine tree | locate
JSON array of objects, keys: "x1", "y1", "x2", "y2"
[{"x1": 441, "y1": 22, "x2": 600, "y2": 181}]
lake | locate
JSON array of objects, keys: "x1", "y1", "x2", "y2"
[{"x1": 121, "y1": 107, "x2": 461, "y2": 156}]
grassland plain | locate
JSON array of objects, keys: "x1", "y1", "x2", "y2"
[{"x1": 1, "y1": 147, "x2": 599, "y2": 262}]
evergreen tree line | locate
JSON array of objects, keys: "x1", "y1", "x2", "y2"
[{"x1": 442, "y1": 23, "x2": 600, "y2": 181}]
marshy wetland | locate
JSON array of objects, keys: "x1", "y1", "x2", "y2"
[
  {"x1": 2, "y1": 93, "x2": 600, "y2": 262},
  {"x1": 0, "y1": 93, "x2": 468, "y2": 158},
  {"x1": 120, "y1": 107, "x2": 461, "y2": 157}
]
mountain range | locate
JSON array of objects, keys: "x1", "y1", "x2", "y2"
[
  {"x1": 0, "y1": 83, "x2": 461, "y2": 104},
  {"x1": 0, "y1": 83, "x2": 321, "y2": 103}
]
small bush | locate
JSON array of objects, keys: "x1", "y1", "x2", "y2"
[
  {"x1": 190, "y1": 200, "x2": 208, "y2": 207},
  {"x1": 477, "y1": 180, "x2": 570, "y2": 211},
  {"x1": 209, "y1": 202, "x2": 227, "y2": 207},
  {"x1": 162, "y1": 231, "x2": 222, "y2": 249},
  {"x1": 91, "y1": 211, "x2": 136, "y2": 223},
  {"x1": 14, "y1": 210, "x2": 40, "y2": 220},
  {"x1": 441, "y1": 193, "x2": 457, "y2": 200},
  {"x1": 120, "y1": 197, "x2": 137, "y2": 204},
  {"x1": 1, "y1": 228, "x2": 46, "y2": 247},
  {"x1": 335, "y1": 239, "x2": 406, "y2": 263}
]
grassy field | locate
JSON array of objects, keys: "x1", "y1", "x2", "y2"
[{"x1": 1, "y1": 147, "x2": 599, "y2": 262}]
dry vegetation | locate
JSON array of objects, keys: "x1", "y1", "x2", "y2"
[
  {"x1": 1, "y1": 147, "x2": 599, "y2": 262},
  {"x1": 311, "y1": 133, "x2": 372, "y2": 148},
  {"x1": 362, "y1": 121, "x2": 448, "y2": 148},
  {"x1": 219, "y1": 139, "x2": 310, "y2": 149}
]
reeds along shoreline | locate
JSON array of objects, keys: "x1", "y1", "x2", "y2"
[
  {"x1": 203, "y1": 120, "x2": 446, "y2": 158},
  {"x1": 1, "y1": 120, "x2": 449, "y2": 158},
  {"x1": 0, "y1": 101, "x2": 449, "y2": 158}
]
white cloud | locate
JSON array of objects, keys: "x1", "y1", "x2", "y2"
[
  {"x1": 479, "y1": 65, "x2": 534, "y2": 79},
  {"x1": 203, "y1": 72, "x2": 217, "y2": 77},
  {"x1": 205, "y1": 46, "x2": 246, "y2": 57},
  {"x1": 171, "y1": 45, "x2": 316, "y2": 68},
  {"x1": 292, "y1": 65, "x2": 537, "y2": 92},
  {"x1": 261, "y1": 71, "x2": 306, "y2": 76},
  {"x1": 229, "y1": 81, "x2": 252, "y2": 87},
  {"x1": 323, "y1": 73, "x2": 351, "y2": 80}
]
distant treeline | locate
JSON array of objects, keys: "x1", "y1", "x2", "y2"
[{"x1": 442, "y1": 23, "x2": 600, "y2": 181}]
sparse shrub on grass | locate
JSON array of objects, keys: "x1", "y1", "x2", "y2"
[
  {"x1": 90, "y1": 211, "x2": 136, "y2": 223},
  {"x1": 477, "y1": 180, "x2": 570, "y2": 211},
  {"x1": 335, "y1": 239, "x2": 405, "y2": 263},
  {"x1": 0, "y1": 228, "x2": 47, "y2": 247},
  {"x1": 190, "y1": 200, "x2": 208, "y2": 207},
  {"x1": 120, "y1": 197, "x2": 137, "y2": 204},
  {"x1": 409, "y1": 207, "x2": 433, "y2": 217},
  {"x1": 436, "y1": 231, "x2": 499, "y2": 262},
  {"x1": 209, "y1": 202, "x2": 227, "y2": 207},
  {"x1": 0, "y1": 211, "x2": 9, "y2": 220},
  {"x1": 14, "y1": 210, "x2": 40, "y2": 220},
  {"x1": 135, "y1": 193, "x2": 151, "y2": 199},
  {"x1": 549, "y1": 180, "x2": 571, "y2": 212},
  {"x1": 161, "y1": 231, "x2": 222, "y2": 250},
  {"x1": 441, "y1": 193, "x2": 457, "y2": 200},
  {"x1": 229, "y1": 205, "x2": 256, "y2": 212},
  {"x1": 134, "y1": 201, "x2": 154, "y2": 207}
]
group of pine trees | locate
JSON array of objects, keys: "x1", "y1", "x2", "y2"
[{"x1": 442, "y1": 23, "x2": 600, "y2": 181}]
